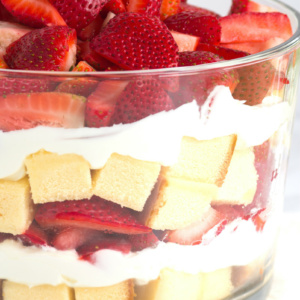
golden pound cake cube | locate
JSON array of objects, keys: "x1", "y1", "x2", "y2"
[
  {"x1": 213, "y1": 148, "x2": 258, "y2": 206},
  {"x1": 93, "y1": 153, "x2": 161, "y2": 211},
  {"x1": 25, "y1": 150, "x2": 92, "y2": 204},
  {"x1": 75, "y1": 280, "x2": 134, "y2": 300},
  {"x1": 164, "y1": 135, "x2": 237, "y2": 187},
  {"x1": 135, "y1": 268, "x2": 202, "y2": 300},
  {"x1": 0, "y1": 177, "x2": 34, "y2": 235},
  {"x1": 2, "y1": 281, "x2": 74, "y2": 300},
  {"x1": 144, "y1": 176, "x2": 217, "y2": 230}
]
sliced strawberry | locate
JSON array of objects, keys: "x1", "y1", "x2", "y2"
[
  {"x1": 35, "y1": 196, "x2": 151, "y2": 235},
  {"x1": 0, "y1": 21, "x2": 32, "y2": 59},
  {"x1": 0, "y1": 57, "x2": 8, "y2": 68},
  {"x1": 102, "y1": 0, "x2": 126, "y2": 15},
  {"x1": 166, "y1": 208, "x2": 227, "y2": 245},
  {"x1": 111, "y1": 77, "x2": 174, "y2": 125},
  {"x1": 0, "y1": 2, "x2": 17, "y2": 22},
  {"x1": 129, "y1": 232, "x2": 159, "y2": 251},
  {"x1": 164, "y1": 12, "x2": 221, "y2": 45},
  {"x1": 160, "y1": 0, "x2": 180, "y2": 21},
  {"x1": 220, "y1": 12, "x2": 292, "y2": 43},
  {"x1": 77, "y1": 40, "x2": 119, "y2": 71},
  {"x1": 0, "y1": 77, "x2": 55, "y2": 98},
  {"x1": 49, "y1": 0, "x2": 108, "y2": 31},
  {"x1": 0, "y1": 92, "x2": 86, "y2": 132},
  {"x1": 1, "y1": 0, "x2": 66, "y2": 28},
  {"x1": 73, "y1": 61, "x2": 95, "y2": 72},
  {"x1": 127, "y1": 0, "x2": 162, "y2": 17},
  {"x1": 196, "y1": 43, "x2": 249, "y2": 60},
  {"x1": 233, "y1": 60, "x2": 275, "y2": 105},
  {"x1": 90, "y1": 13, "x2": 179, "y2": 70},
  {"x1": 4, "y1": 26, "x2": 77, "y2": 71},
  {"x1": 77, "y1": 13, "x2": 104, "y2": 41},
  {"x1": 18, "y1": 221, "x2": 49, "y2": 246},
  {"x1": 178, "y1": 2, "x2": 220, "y2": 17},
  {"x1": 77, "y1": 235, "x2": 132, "y2": 261},
  {"x1": 85, "y1": 80, "x2": 128, "y2": 127},
  {"x1": 171, "y1": 31, "x2": 200, "y2": 51},
  {"x1": 51, "y1": 227, "x2": 100, "y2": 251},
  {"x1": 170, "y1": 51, "x2": 239, "y2": 108},
  {"x1": 230, "y1": 0, "x2": 276, "y2": 14}
]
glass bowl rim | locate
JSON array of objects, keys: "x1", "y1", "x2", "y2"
[{"x1": 0, "y1": 0, "x2": 300, "y2": 78}]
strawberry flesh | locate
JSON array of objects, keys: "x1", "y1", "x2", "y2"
[
  {"x1": 129, "y1": 232, "x2": 159, "y2": 251},
  {"x1": 160, "y1": 0, "x2": 180, "y2": 21},
  {"x1": 127, "y1": 0, "x2": 162, "y2": 17},
  {"x1": 90, "y1": 12, "x2": 179, "y2": 70},
  {"x1": 164, "y1": 12, "x2": 221, "y2": 45},
  {"x1": 171, "y1": 31, "x2": 200, "y2": 52},
  {"x1": 4, "y1": 26, "x2": 77, "y2": 71},
  {"x1": 35, "y1": 196, "x2": 151, "y2": 235},
  {"x1": 18, "y1": 221, "x2": 49, "y2": 247}
]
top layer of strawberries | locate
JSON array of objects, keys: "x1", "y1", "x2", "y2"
[{"x1": 0, "y1": 0, "x2": 293, "y2": 131}]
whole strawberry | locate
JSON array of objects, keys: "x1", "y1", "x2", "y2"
[
  {"x1": 90, "y1": 12, "x2": 179, "y2": 70},
  {"x1": 4, "y1": 26, "x2": 77, "y2": 71}
]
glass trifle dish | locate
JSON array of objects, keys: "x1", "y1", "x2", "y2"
[{"x1": 0, "y1": 0, "x2": 299, "y2": 299}]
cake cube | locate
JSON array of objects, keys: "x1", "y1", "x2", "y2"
[
  {"x1": 75, "y1": 280, "x2": 134, "y2": 300},
  {"x1": 25, "y1": 150, "x2": 92, "y2": 204},
  {"x1": 93, "y1": 153, "x2": 161, "y2": 211},
  {"x1": 2, "y1": 281, "x2": 73, "y2": 300},
  {"x1": 0, "y1": 177, "x2": 34, "y2": 235},
  {"x1": 135, "y1": 268, "x2": 202, "y2": 300},
  {"x1": 200, "y1": 268, "x2": 233, "y2": 300},
  {"x1": 164, "y1": 135, "x2": 237, "y2": 187},
  {"x1": 213, "y1": 148, "x2": 258, "y2": 206},
  {"x1": 143, "y1": 176, "x2": 217, "y2": 230}
]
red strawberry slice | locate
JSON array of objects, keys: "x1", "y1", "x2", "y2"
[
  {"x1": 102, "y1": 0, "x2": 126, "y2": 15},
  {"x1": 77, "y1": 13, "x2": 104, "y2": 41},
  {"x1": 51, "y1": 227, "x2": 100, "y2": 251},
  {"x1": 233, "y1": 60, "x2": 275, "y2": 105},
  {"x1": 86, "y1": 80, "x2": 128, "y2": 127},
  {"x1": 77, "y1": 235, "x2": 132, "y2": 261},
  {"x1": 0, "y1": 92, "x2": 86, "y2": 132},
  {"x1": 49, "y1": 0, "x2": 109, "y2": 31},
  {"x1": 229, "y1": 0, "x2": 276, "y2": 14},
  {"x1": 178, "y1": 3, "x2": 220, "y2": 18},
  {"x1": 0, "y1": 77, "x2": 55, "y2": 98},
  {"x1": 35, "y1": 196, "x2": 151, "y2": 235},
  {"x1": 165, "y1": 208, "x2": 227, "y2": 245},
  {"x1": 220, "y1": 12, "x2": 292, "y2": 43},
  {"x1": 18, "y1": 221, "x2": 49, "y2": 246},
  {"x1": 111, "y1": 77, "x2": 174, "y2": 125},
  {"x1": 1, "y1": 0, "x2": 66, "y2": 28},
  {"x1": 160, "y1": 0, "x2": 180, "y2": 21},
  {"x1": 127, "y1": 0, "x2": 162, "y2": 17},
  {"x1": 90, "y1": 13, "x2": 179, "y2": 70},
  {"x1": 171, "y1": 31, "x2": 200, "y2": 52},
  {"x1": 73, "y1": 61, "x2": 95, "y2": 72},
  {"x1": 196, "y1": 43, "x2": 249, "y2": 60},
  {"x1": 4, "y1": 26, "x2": 77, "y2": 71},
  {"x1": 164, "y1": 12, "x2": 221, "y2": 45},
  {"x1": 129, "y1": 232, "x2": 159, "y2": 251}
]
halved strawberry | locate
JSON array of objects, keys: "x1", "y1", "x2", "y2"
[
  {"x1": 90, "y1": 13, "x2": 179, "y2": 70},
  {"x1": 164, "y1": 12, "x2": 221, "y2": 45},
  {"x1": 4, "y1": 26, "x2": 77, "y2": 71},
  {"x1": 229, "y1": 0, "x2": 277, "y2": 14},
  {"x1": 165, "y1": 208, "x2": 227, "y2": 245},
  {"x1": 49, "y1": 0, "x2": 109, "y2": 31},
  {"x1": 1, "y1": 0, "x2": 66, "y2": 28},
  {"x1": 85, "y1": 80, "x2": 128, "y2": 127},
  {"x1": 18, "y1": 221, "x2": 49, "y2": 246},
  {"x1": 171, "y1": 31, "x2": 200, "y2": 52},
  {"x1": 220, "y1": 12, "x2": 292, "y2": 43},
  {"x1": 111, "y1": 77, "x2": 174, "y2": 125},
  {"x1": 160, "y1": 0, "x2": 180, "y2": 21},
  {"x1": 127, "y1": 0, "x2": 162, "y2": 17},
  {"x1": 77, "y1": 235, "x2": 132, "y2": 261},
  {"x1": 51, "y1": 227, "x2": 100, "y2": 251},
  {"x1": 196, "y1": 43, "x2": 249, "y2": 60},
  {"x1": 178, "y1": 2, "x2": 220, "y2": 17},
  {"x1": 129, "y1": 232, "x2": 159, "y2": 251},
  {"x1": 35, "y1": 196, "x2": 151, "y2": 235},
  {"x1": 0, "y1": 21, "x2": 32, "y2": 59},
  {"x1": 102, "y1": 0, "x2": 126, "y2": 15},
  {"x1": 77, "y1": 13, "x2": 104, "y2": 41},
  {"x1": 0, "y1": 92, "x2": 86, "y2": 131}
]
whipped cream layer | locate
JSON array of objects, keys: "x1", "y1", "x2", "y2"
[
  {"x1": 0, "y1": 218, "x2": 277, "y2": 288},
  {"x1": 0, "y1": 86, "x2": 291, "y2": 180}
]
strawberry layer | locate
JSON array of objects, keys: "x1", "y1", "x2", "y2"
[
  {"x1": 0, "y1": 86, "x2": 290, "y2": 180},
  {"x1": 0, "y1": 217, "x2": 277, "y2": 288}
]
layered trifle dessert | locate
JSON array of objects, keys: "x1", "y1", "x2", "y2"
[{"x1": 0, "y1": 0, "x2": 299, "y2": 299}]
